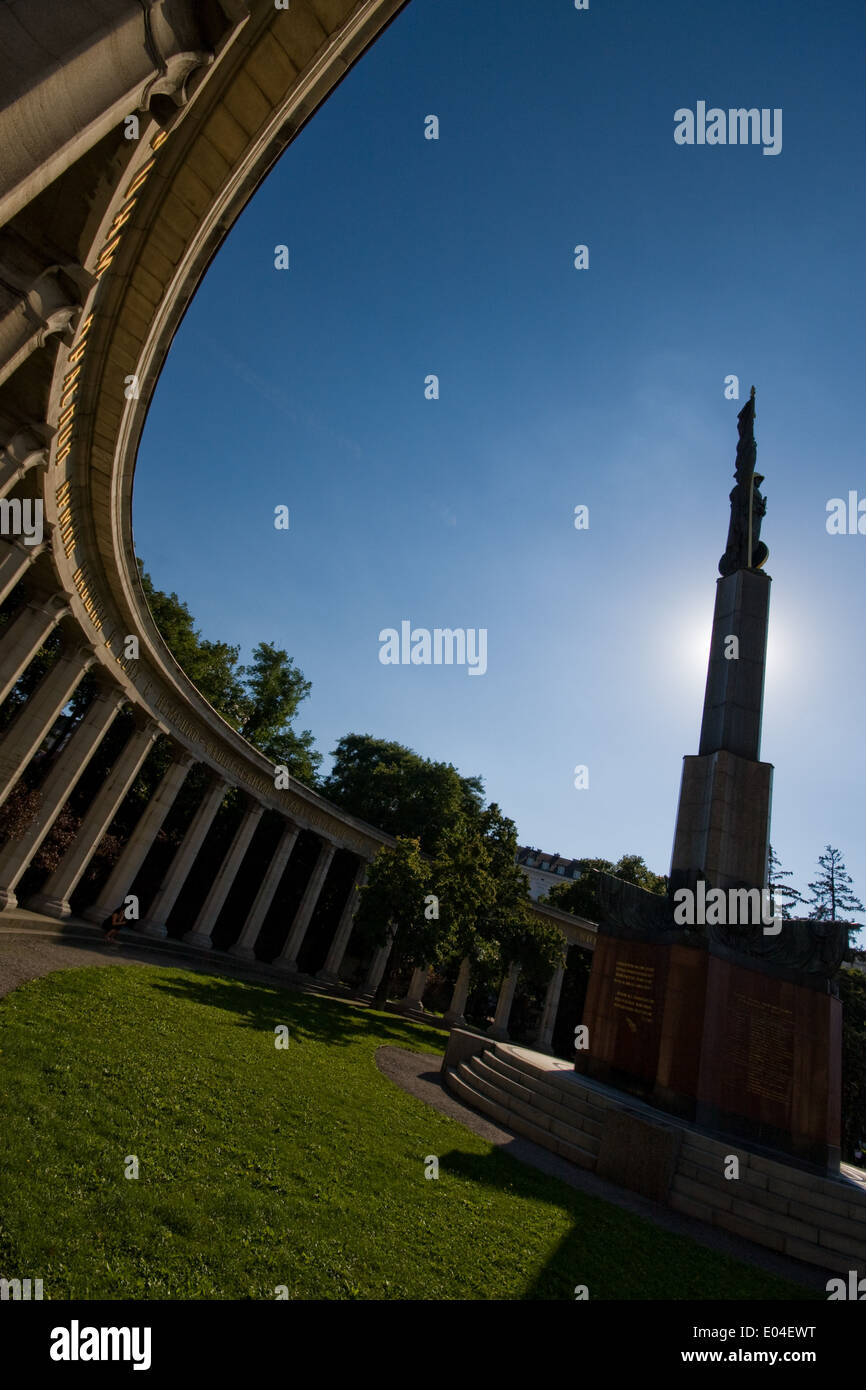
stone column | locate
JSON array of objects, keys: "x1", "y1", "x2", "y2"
[
  {"x1": 0, "y1": 425, "x2": 50, "y2": 498},
  {"x1": 0, "y1": 537, "x2": 43, "y2": 605},
  {"x1": 0, "y1": 642, "x2": 94, "y2": 809},
  {"x1": 443, "y1": 957, "x2": 472, "y2": 1028},
  {"x1": 362, "y1": 927, "x2": 396, "y2": 998},
  {"x1": 183, "y1": 798, "x2": 264, "y2": 950},
  {"x1": 28, "y1": 717, "x2": 159, "y2": 919},
  {"x1": 138, "y1": 775, "x2": 228, "y2": 938},
  {"x1": 0, "y1": 594, "x2": 69, "y2": 704},
  {"x1": 273, "y1": 838, "x2": 337, "y2": 974},
  {"x1": 0, "y1": 0, "x2": 232, "y2": 225},
  {"x1": 394, "y1": 964, "x2": 430, "y2": 1013},
  {"x1": 535, "y1": 957, "x2": 566, "y2": 1054},
  {"x1": 316, "y1": 860, "x2": 368, "y2": 984},
  {"x1": 82, "y1": 750, "x2": 193, "y2": 924},
  {"x1": 0, "y1": 683, "x2": 124, "y2": 910},
  {"x1": 487, "y1": 964, "x2": 521, "y2": 1041},
  {"x1": 0, "y1": 263, "x2": 93, "y2": 387},
  {"x1": 229, "y1": 820, "x2": 299, "y2": 960}
]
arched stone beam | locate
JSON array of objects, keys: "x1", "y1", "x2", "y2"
[{"x1": 0, "y1": 1, "x2": 409, "y2": 904}]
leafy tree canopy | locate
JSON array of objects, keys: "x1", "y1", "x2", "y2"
[
  {"x1": 543, "y1": 853, "x2": 667, "y2": 921},
  {"x1": 139, "y1": 562, "x2": 321, "y2": 784},
  {"x1": 806, "y1": 845, "x2": 864, "y2": 934},
  {"x1": 322, "y1": 733, "x2": 484, "y2": 852}
]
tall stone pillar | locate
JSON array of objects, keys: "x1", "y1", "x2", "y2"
[
  {"x1": 138, "y1": 775, "x2": 228, "y2": 938},
  {"x1": 393, "y1": 964, "x2": 430, "y2": 1013},
  {"x1": 184, "y1": 798, "x2": 264, "y2": 949},
  {"x1": 0, "y1": 537, "x2": 43, "y2": 605},
  {"x1": 316, "y1": 860, "x2": 368, "y2": 984},
  {"x1": 362, "y1": 927, "x2": 395, "y2": 998},
  {"x1": 229, "y1": 820, "x2": 299, "y2": 961},
  {"x1": 0, "y1": 594, "x2": 69, "y2": 704},
  {"x1": 535, "y1": 957, "x2": 566, "y2": 1053},
  {"x1": 0, "y1": 641, "x2": 95, "y2": 809},
  {"x1": 273, "y1": 839, "x2": 337, "y2": 974},
  {"x1": 443, "y1": 957, "x2": 472, "y2": 1028},
  {"x1": 0, "y1": 683, "x2": 124, "y2": 910},
  {"x1": 82, "y1": 750, "x2": 193, "y2": 924},
  {"x1": 487, "y1": 964, "x2": 521, "y2": 1041},
  {"x1": 28, "y1": 717, "x2": 159, "y2": 918}
]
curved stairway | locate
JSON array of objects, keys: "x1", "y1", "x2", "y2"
[{"x1": 448, "y1": 1041, "x2": 604, "y2": 1170}]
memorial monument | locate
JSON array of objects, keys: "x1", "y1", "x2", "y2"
[{"x1": 576, "y1": 391, "x2": 848, "y2": 1170}]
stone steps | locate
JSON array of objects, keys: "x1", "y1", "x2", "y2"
[
  {"x1": 476, "y1": 1048, "x2": 604, "y2": 1153},
  {"x1": 671, "y1": 1136, "x2": 866, "y2": 1275},
  {"x1": 450, "y1": 1058, "x2": 596, "y2": 1169}
]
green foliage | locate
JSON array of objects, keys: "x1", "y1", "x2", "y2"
[
  {"x1": 139, "y1": 563, "x2": 320, "y2": 784},
  {"x1": 806, "y1": 846, "x2": 864, "y2": 932},
  {"x1": 322, "y1": 734, "x2": 484, "y2": 852},
  {"x1": 768, "y1": 844, "x2": 802, "y2": 920},
  {"x1": 839, "y1": 968, "x2": 866, "y2": 1161},
  {"x1": 543, "y1": 854, "x2": 667, "y2": 922},
  {"x1": 238, "y1": 642, "x2": 321, "y2": 785},
  {"x1": 140, "y1": 565, "x2": 245, "y2": 720},
  {"x1": 353, "y1": 837, "x2": 433, "y2": 963}
]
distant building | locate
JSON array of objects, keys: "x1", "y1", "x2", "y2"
[{"x1": 517, "y1": 846, "x2": 584, "y2": 902}]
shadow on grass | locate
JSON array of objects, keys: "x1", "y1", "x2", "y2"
[
  {"x1": 435, "y1": 1148, "x2": 818, "y2": 1301},
  {"x1": 147, "y1": 970, "x2": 446, "y2": 1053}
]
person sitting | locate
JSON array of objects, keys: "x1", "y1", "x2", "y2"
[{"x1": 100, "y1": 905, "x2": 126, "y2": 944}]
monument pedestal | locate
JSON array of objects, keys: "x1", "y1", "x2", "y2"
[
  {"x1": 696, "y1": 953, "x2": 842, "y2": 1169},
  {"x1": 576, "y1": 914, "x2": 845, "y2": 1171}
]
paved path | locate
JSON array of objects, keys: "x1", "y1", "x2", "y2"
[{"x1": 0, "y1": 910, "x2": 353, "y2": 1002}]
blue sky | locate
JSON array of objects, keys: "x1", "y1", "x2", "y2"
[{"x1": 135, "y1": 0, "x2": 866, "y2": 913}]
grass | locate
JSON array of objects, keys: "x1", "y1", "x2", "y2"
[{"x1": 0, "y1": 964, "x2": 816, "y2": 1300}]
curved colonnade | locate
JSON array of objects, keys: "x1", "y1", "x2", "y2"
[{"x1": 0, "y1": 0, "x2": 595, "y2": 1043}]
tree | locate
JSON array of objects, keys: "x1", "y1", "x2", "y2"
[
  {"x1": 139, "y1": 563, "x2": 320, "y2": 783},
  {"x1": 806, "y1": 846, "x2": 864, "y2": 934},
  {"x1": 543, "y1": 853, "x2": 666, "y2": 921},
  {"x1": 238, "y1": 642, "x2": 321, "y2": 785},
  {"x1": 767, "y1": 844, "x2": 802, "y2": 920},
  {"x1": 613, "y1": 854, "x2": 668, "y2": 895},
  {"x1": 323, "y1": 734, "x2": 484, "y2": 851},
  {"x1": 140, "y1": 563, "x2": 246, "y2": 720},
  {"x1": 352, "y1": 838, "x2": 433, "y2": 1004},
  {"x1": 839, "y1": 968, "x2": 866, "y2": 1160},
  {"x1": 474, "y1": 805, "x2": 562, "y2": 978},
  {"x1": 431, "y1": 814, "x2": 491, "y2": 971}
]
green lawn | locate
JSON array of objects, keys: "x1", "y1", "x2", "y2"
[{"x1": 0, "y1": 964, "x2": 815, "y2": 1300}]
